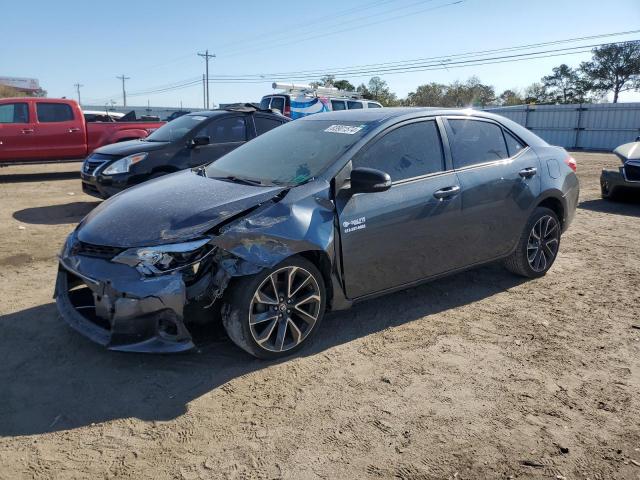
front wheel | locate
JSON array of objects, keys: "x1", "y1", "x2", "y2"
[
  {"x1": 601, "y1": 178, "x2": 618, "y2": 201},
  {"x1": 504, "y1": 207, "x2": 561, "y2": 278},
  {"x1": 222, "y1": 256, "x2": 326, "y2": 359}
]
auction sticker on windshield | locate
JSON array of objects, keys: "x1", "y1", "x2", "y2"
[{"x1": 324, "y1": 125, "x2": 363, "y2": 135}]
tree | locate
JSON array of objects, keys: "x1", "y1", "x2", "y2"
[
  {"x1": 443, "y1": 77, "x2": 495, "y2": 107},
  {"x1": 405, "y1": 83, "x2": 447, "y2": 106},
  {"x1": 356, "y1": 83, "x2": 371, "y2": 98},
  {"x1": 580, "y1": 41, "x2": 640, "y2": 103},
  {"x1": 542, "y1": 64, "x2": 583, "y2": 103},
  {"x1": 333, "y1": 79, "x2": 355, "y2": 91},
  {"x1": 497, "y1": 89, "x2": 523, "y2": 106},
  {"x1": 364, "y1": 76, "x2": 399, "y2": 106},
  {"x1": 523, "y1": 82, "x2": 550, "y2": 104}
]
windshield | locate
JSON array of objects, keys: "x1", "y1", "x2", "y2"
[
  {"x1": 145, "y1": 114, "x2": 209, "y2": 142},
  {"x1": 205, "y1": 119, "x2": 374, "y2": 186}
]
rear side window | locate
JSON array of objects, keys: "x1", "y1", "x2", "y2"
[
  {"x1": 255, "y1": 116, "x2": 284, "y2": 135},
  {"x1": 353, "y1": 120, "x2": 444, "y2": 182},
  {"x1": 347, "y1": 101, "x2": 363, "y2": 109},
  {"x1": 331, "y1": 100, "x2": 346, "y2": 111},
  {"x1": 200, "y1": 116, "x2": 247, "y2": 143},
  {"x1": 447, "y1": 119, "x2": 508, "y2": 169},
  {"x1": 368, "y1": 102, "x2": 381, "y2": 108},
  {"x1": 270, "y1": 97, "x2": 285, "y2": 113},
  {"x1": 0, "y1": 103, "x2": 29, "y2": 123},
  {"x1": 36, "y1": 103, "x2": 74, "y2": 123},
  {"x1": 260, "y1": 97, "x2": 271, "y2": 110},
  {"x1": 504, "y1": 130, "x2": 525, "y2": 157}
]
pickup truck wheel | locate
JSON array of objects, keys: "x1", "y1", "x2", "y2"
[
  {"x1": 222, "y1": 256, "x2": 326, "y2": 359},
  {"x1": 504, "y1": 207, "x2": 561, "y2": 278}
]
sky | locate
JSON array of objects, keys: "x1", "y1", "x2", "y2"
[{"x1": 2, "y1": 0, "x2": 640, "y2": 108}]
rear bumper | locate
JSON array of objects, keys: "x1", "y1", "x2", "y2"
[
  {"x1": 55, "y1": 254, "x2": 195, "y2": 353},
  {"x1": 561, "y1": 174, "x2": 580, "y2": 232}
]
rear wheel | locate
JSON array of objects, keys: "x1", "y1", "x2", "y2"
[
  {"x1": 222, "y1": 256, "x2": 326, "y2": 359},
  {"x1": 504, "y1": 207, "x2": 561, "y2": 278}
]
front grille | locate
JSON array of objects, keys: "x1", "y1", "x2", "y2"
[
  {"x1": 72, "y1": 241, "x2": 124, "y2": 259},
  {"x1": 83, "y1": 153, "x2": 121, "y2": 175},
  {"x1": 624, "y1": 162, "x2": 640, "y2": 182},
  {"x1": 83, "y1": 160, "x2": 104, "y2": 175}
]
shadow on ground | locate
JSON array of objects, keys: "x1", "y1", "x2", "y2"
[
  {"x1": 13, "y1": 201, "x2": 100, "y2": 225},
  {"x1": 579, "y1": 197, "x2": 640, "y2": 218},
  {"x1": 0, "y1": 170, "x2": 80, "y2": 183},
  {"x1": 0, "y1": 264, "x2": 525, "y2": 437}
]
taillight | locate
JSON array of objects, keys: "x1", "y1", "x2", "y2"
[
  {"x1": 284, "y1": 105, "x2": 291, "y2": 117},
  {"x1": 564, "y1": 155, "x2": 577, "y2": 172}
]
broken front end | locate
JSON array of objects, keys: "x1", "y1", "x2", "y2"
[{"x1": 55, "y1": 233, "x2": 233, "y2": 353}]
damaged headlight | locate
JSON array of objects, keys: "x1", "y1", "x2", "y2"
[{"x1": 112, "y1": 237, "x2": 214, "y2": 275}]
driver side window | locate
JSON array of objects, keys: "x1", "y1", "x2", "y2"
[
  {"x1": 352, "y1": 120, "x2": 444, "y2": 182},
  {"x1": 197, "y1": 116, "x2": 247, "y2": 143}
]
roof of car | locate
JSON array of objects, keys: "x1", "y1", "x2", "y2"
[
  {"x1": 301, "y1": 107, "x2": 548, "y2": 147},
  {"x1": 186, "y1": 104, "x2": 284, "y2": 118},
  {"x1": 300, "y1": 107, "x2": 506, "y2": 123}
]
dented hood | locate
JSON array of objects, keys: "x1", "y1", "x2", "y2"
[{"x1": 77, "y1": 170, "x2": 285, "y2": 247}]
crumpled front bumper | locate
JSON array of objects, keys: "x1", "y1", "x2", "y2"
[
  {"x1": 55, "y1": 253, "x2": 196, "y2": 353},
  {"x1": 601, "y1": 167, "x2": 640, "y2": 195}
]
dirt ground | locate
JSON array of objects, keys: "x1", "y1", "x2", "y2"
[{"x1": 0, "y1": 153, "x2": 639, "y2": 480}]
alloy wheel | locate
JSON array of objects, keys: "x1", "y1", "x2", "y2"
[
  {"x1": 527, "y1": 215, "x2": 560, "y2": 272},
  {"x1": 249, "y1": 266, "x2": 322, "y2": 353}
]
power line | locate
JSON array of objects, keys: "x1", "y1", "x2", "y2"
[
  {"x1": 212, "y1": 29, "x2": 640, "y2": 79},
  {"x1": 116, "y1": 74, "x2": 130, "y2": 107},
  {"x1": 219, "y1": 0, "x2": 461, "y2": 58},
  {"x1": 219, "y1": 0, "x2": 440, "y2": 57},
  {"x1": 89, "y1": 35, "x2": 639, "y2": 100},
  {"x1": 214, "y1": 0, "x2": 398, "y2": 53}
]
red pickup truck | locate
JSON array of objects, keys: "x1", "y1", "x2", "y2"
[{"x1": 0, "y1": 98, "x2": 164, "y2": 164}]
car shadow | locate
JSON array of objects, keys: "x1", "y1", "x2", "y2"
[
  {"x1": 579, "y1": 197, "x2": 640, "y2": 218},
  {"x1": 13, "y1": 202, "x2": 100, "y2": 225},
  {"x1": 0, "y1": 170, "x2": 80, "y2": 183},
  {"x1": 0, "y1": 264, "x2": 525, "y2": 437}
]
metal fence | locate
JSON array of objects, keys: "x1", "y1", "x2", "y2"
[{"x1": 483, "y1": 102, "x2": 640, "y2": 151}]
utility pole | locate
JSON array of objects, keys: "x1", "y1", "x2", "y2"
[
  {"x1": 197, "y1": 50, "x2": 215, "y2": 109},
  {"x1": 116, "y1": 74, "x2": 130, "y2": 107},
  {"x1": 74, "y1": 83, "x2": 83, "y2": 105},
  {"x1": 202, "y1": 74, "x2": 206, "y2": 109}
]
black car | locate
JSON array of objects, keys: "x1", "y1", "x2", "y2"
[
  {"x1": 81, "y1": 105, "x2": 289, "y2": 198},
  {"x1": 600, "y1": 137, "x2": 640, "y2": 200},
  {"x1": 165, "y1": 110, "x2": 191, "y2": 122},
  {"x1": 57, "y1": 108, "x2": 579, "y2": 358}
]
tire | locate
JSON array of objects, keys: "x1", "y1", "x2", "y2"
[
  {"x1": 221, "y1": 256, "x2": 326, "y2": 359},
  {"x1": 504, "y1": 207, "x2": 561, "y2": 278},
  {"x1": 601, "y1": 178, "x2": 618, "y2": 201}
]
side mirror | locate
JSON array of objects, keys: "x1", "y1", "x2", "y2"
[
  {"x1": 350, "y1": 167, "x2": 392, "y2": 194},
  {"x1": 190, "y1": 135, "x2": 210, "y2": 147}
]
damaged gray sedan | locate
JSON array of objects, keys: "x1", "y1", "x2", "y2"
[{"x1": 56, "y1": 108, "x2": 578, "y2": 358}]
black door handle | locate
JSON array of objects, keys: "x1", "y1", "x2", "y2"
[
  {"x1": 433, "y1": 185, "x2": 460, "y2": 199},
  {"x1": 519, "y1": 167, "x2": 537, "y2": 178}
]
